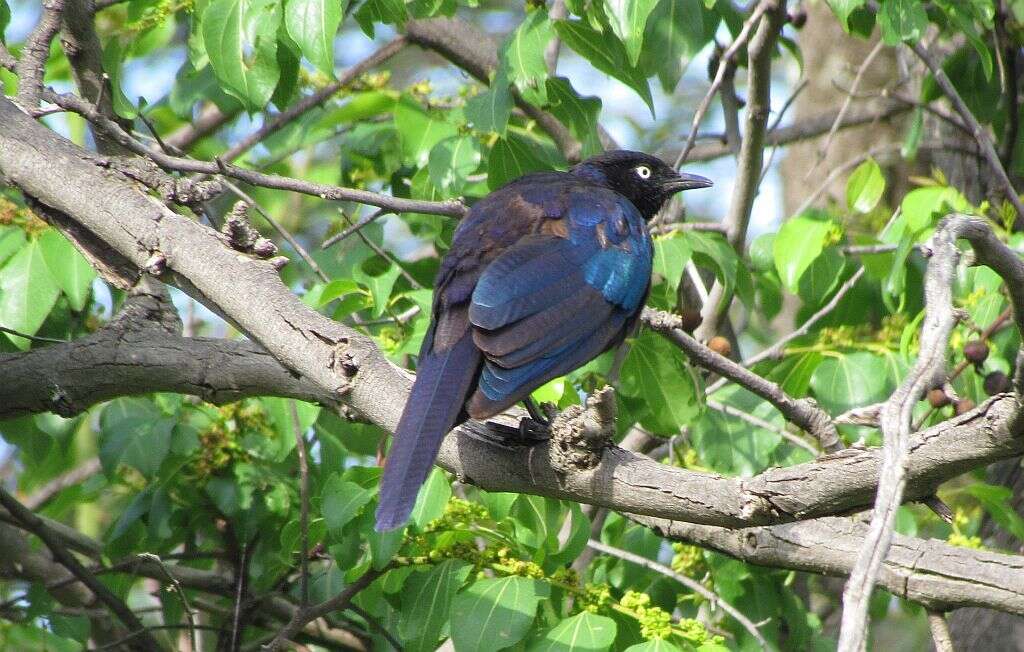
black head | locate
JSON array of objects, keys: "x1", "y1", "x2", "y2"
[{"x1": 571, "y1": 150, "x2": 713, "y2": 220}]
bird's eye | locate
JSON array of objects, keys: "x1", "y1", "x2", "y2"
[{"x1": 635, "y1": 165, "x2": 652, "y2": 179}]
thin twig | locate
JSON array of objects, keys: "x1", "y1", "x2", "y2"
[
  {"x1": 136, "y1": 552, "x2": 198, "y2": 652},
  {"x1": 585, "y1": 539, "x2": 770, "y2": 650},
  {"x1": 674, "y1": 0, "x2": 774, "y2": 167},
  {"x1": 264, "y1": 563, "x2": 391, "y2": 651},
  {"x1": 0, "y1": 488, "x2": 161, "y2": 650},
  {"x1": 810, "y1": 40, "x2": 886, "y2": 177},
  {"x1": 644, "y1": 307, "x2": 843, "y2": 452},
  {"x1": 219, "y1": 37, "x2": 407, "y2": 163},
  {"x1": 927, "y1": 609, "x2": 955, "y2": 652},
  {"x1": 322, "y1": 208, "x2": 392, "y2": 249},
  {"x1": 15, "y1": 0, "x2": 67, "y2": 108},
  {"x1": 337, "y1": 210, "x2": 422, "y2": 290},
  {"x1": 24, "y1": 457, "x2": 102, "y2": 510},
  {"x1": 290, "y1": 402, "x2": 311, "y2": 608},
  {"x1": 0, "y1": 325, "x2": 67, "y2": 344},
  {"x1": 706, "y1": 399, "x2": 819, "y2": 455}
]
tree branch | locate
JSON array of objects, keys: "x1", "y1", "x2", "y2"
[{"x1": 15, "y1": 0, "x2": 66, "y2": 108}]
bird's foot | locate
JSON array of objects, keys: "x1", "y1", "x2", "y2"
[
  {"x1": 523, "y1": 397, "x2": 558, "y2": 427},
  {"x1": 479, "y1": 416, "x2": 551, "y2": 446}
]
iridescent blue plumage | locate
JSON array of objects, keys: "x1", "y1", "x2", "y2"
[{"x1": 376, "y1": 150, "x2": 712, "y2": 531}]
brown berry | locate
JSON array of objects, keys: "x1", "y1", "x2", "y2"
[
  {"x1": 678, "y1": 308, "x2": 702, "y2": 333},
  {"x1": 954, "y1": 398, "x2": 976, "y2": 415},
  {"x1": 708, "y1": 336, "x2": 732, "y2": 358},
  {"x1": 963, "y1": 339, "x2": 989, "y2": 365},
  {"x1": 984, "y1": 371, "x2": 1011, "y2": 396},
  {"x1": 927, "y1": 388, "x2": 950, "y2": 408}
]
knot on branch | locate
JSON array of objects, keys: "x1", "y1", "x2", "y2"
[
  {"x1": 797, "y1": 397, "x2": 843, "y2": 453},
  {"x1": 221, "y1": 202, "x2": 279, "y2": 259},
  {"x1": 112, "y1": 158, "x2": 222, "y2": 206},
  {"x1": 549, "y1": 386, "x2": 616, "y2": 473}
]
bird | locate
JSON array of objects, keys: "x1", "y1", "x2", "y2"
[{"x1": 375, "y1": 150, "x2": 712, "y2": 531}]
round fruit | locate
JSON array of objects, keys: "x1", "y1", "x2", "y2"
[
  {"x1": 927, "y1": 388, "x2": 950, "y2": 408},
  {"x1": 963, "y1": 339, "x2": 989, "y2": 365},
  {"x1": 954, "y1": 398, "x2": 976, "y2": 415},
  {"x1": 984, "y1": 371, "x2": 1011, "y2": 395},
  {"x1": 708, "y1": 336, "x2": 732, "y2": 357}
]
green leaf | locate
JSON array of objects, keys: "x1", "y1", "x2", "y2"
[
  {"x1": 399, "y1": 559, "x2": 473, "y2": 650},
  {"x1": 500, "y1": 9, "x2": 554, "y2": 105},
  {"x1": 900, "y1": 186, "x2": 968, "y2": 233},
  {"x1": 825, "y1": 0, "x2": 866, "y2": 30},
  {"x1": 102, "y1": 40, "x2": 139, "y2": 119},
  {"x1": 451, "y1": 576, "x2": 548, "y2": 652},
  {"x1": 352, "y1": 258, "x2": 402, "y2": 318},
  {"x1": 545, "y1": 77, "x2": 603, "y2": 158},
  {"x1": 554, "y1": 19, "x2": 654, "y2": 114},
  {"x1": 202, "y1": 0, "x2": 282, "y2": 110},
  {"x1": 640, "y1": 0, "x2": 716, "y2": 91},
  {"x1": 410, "y1": 467, "x2": 451, "y2": 529},
  {"x1": 322, "y1": 475, "x2": 374, "y2": 533},
  {"x1": 466, "y1": 67, "x2": 513, "y2": 134},
  {"x1": 691, "y1": 386, "x2": 783, "y2": 476},
  {"x1": 529, "y1": 612, "x2": 617, "y2": 652},
  {"x1": 487, "y1": 134, "x2": 555, "y2": 190},
  {"x1": 607, "y1": 0, "x2": 659, "y2": 67},
  {"x1": 395, "y1": 95, "x2": 459, "y2": 166},
  {"x1": 0, "y1": 0, "x2": 10, "y2": 44},
  {"x1": 0, "y1": 239, "x2": 60, "y2": 349},
  {"x1": 0, "y1": 225, "x2": 27, "y2": 268},
  {"x1": 284, "y1": 0, "x2": 345, "y2": 76},
  {"x1": 429, "y1": 136, "x2": 483, "y2": 194},
  {"x1": 688, "y1": 230, "x2": 750, "y2": 310},
  {"x1": 797, "y1": 247, "x2": 846, "y2": 308},
  {"x1": 354, "y1": 0, "x2": 407, "y2": 37},
  {"x1": 99, "y1": 399, "x2": 174, "y2": 478},
  {"x1": 810, "y1": 352, "x2": 892, "y2": 413},
  {"x1": 620, "y1": 330, "x2": 704, "y2": 435},
  {"x1": 38, "y1": 229, "x2": 96, "y2": 312},
  {"x1": 845, "y1": 158, "x2": 885, "y2": 213},
  {"x1": 511, "y1": 495, "x2": 564, "y2": 551},
  {"x1": 625, "y1": 640, "x2": 683, "y2": 652},
  {"x1": 773, "y1": 215, "x2": 834, "y2": 293},
  {"x1": 652, "y1": 232, "x2": 693, "y2": 294},
  {"x1": 878, "y1": 0, "x2": 928, "y2": 45},
  {"x1": 966, "y1": 483, "x2": 1024, "y2": 541}
]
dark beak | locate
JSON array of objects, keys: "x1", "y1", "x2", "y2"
[{"x1": 664, "y1": 172, "x2": 713, "y2": 193}]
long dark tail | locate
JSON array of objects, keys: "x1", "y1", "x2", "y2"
[{"x1": 375, "y1": 332, "x2": 480, "y2": 531}]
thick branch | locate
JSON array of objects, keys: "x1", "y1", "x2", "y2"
[{"x1": 15, "y1": 0, "x2": 66, "y2": 108}]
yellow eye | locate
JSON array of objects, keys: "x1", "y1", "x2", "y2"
[{"x1": 635, "y1": 165, "x2": 651, "y2": 179}]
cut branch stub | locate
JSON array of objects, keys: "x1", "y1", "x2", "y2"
[{"x1": 549, "y1": 386, "x2": 617, "y2": 473}]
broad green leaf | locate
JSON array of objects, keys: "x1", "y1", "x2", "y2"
[
  {"x1": 102, "y1": 40, "x2": 138, "y2": 119},
  {"x1": 2, "y1": 623, "x2": 82, "y2": 652},
  {"x1": 354, "y1": 0, "x2": 407, "y2": 37},
  {"x1": 284, "y1": 0, "x2": 345, "y2": 76},
  {"x1": 529, "y1": 612, "x2": 617, "y2": 652},
  {"x1": 607, "y1": 0, "x2": 659, "y2": 67},
  {"x1": 429, "y1": 136, "x2": 483, "y2": 194},
  {"x1": 466, "y1": 67, "x2": 513, "y2": 134},
  {"x1": 691, "y1": 386, "x2": 783, "y2": 476},
  {"x1": 966, "y1": 483, "x2": 1024, "y2": 541},
  {"x1": 810, "y1": 352, "x2": 891, "y2": 413},
  {"x1": 451, "y1": 576, "x2": 548, "y2": 652},
  {"x1": 262, "y1": 397, "x2": 321, "y2": 460},
  {"x1": 748, "y1": 232, "x2": 774, "y2": 273},
  {"x1": 394, "y1": 95, "x2": 459, "y2": 166},
  {"x1": 487, "y1": 134, "x2": 555, "y2": 190},
  {"x1": 500, "y1": 9, "x2": 554, "y2": 105},
  {"x1": 826, "y1": 0, "x2": 866, "y2": 30},
  {"x1": 410, "y1": 467, "x2": 451, "y2": 529},
  {"x1": 688, "y1": 230, "x2": 747, "y2": 309},
  {"x1": 554, "y1": 19, "x2": 654, "y2": 114},
  {"x1": 625, "y1": 640, "x2": 683, "y2": 652},
  {"x1": 764, "y1": 351, "x2": 823, "y2": 397},
  {"x1": 652, "y1": 232, "x2": 693, "y2": 293},
  {"x1": 773, "y1": 215, "x2": 834, "y2": 293},
  {"x1": 641, "y1": 0, "x2": 717, "y2": 90},
  {"x1": 352, "y1": 258, "x2": 403, "y2": 318},
  {"x1": 545, "y1": 77, "x2": 603, "y2": 157},
  {"x1": 322, "y1": 475, "x2": 373, "y2": 533},
  {"x1": 923, "y1": 46, "x2": 1001, "y2": 125},
  {"x1": 0, "y1": 239, "x2": 60, "y2": 349},
  {"x1": 99, "y1": 399, "x2": 174, "y2": 478},
  {"x1": 900, "y1": 186, "x2": 969, "y2": 233},
  {"x1": 619, "y1": 330, "x2": 703, "y2": 435},
  {"x1": 0, "y1": 225, "x2": 26, "y2": 268},
  {"x1": 511, "y1": 495, "x2": 564, "y2": 551},
  {"x1": 0, "y1": 0, "x2": 9, "y2": 44},
  {"x1": 202, "y1": 0, "x2": 282, "y2": 110},
  {"x1": 38, "y1": 229, "x2": 96, "y2": 312},
  {"x1": 797, "y1": 247, "x2": 846, "y2": 308},
  {"x1": 399, "y1": 559, "x2": 473, "y2": 650},
  {"x1": 845, "y1": 158, "x2": 885, "y2": 213},
  {"x1": 878, "y1": 0, "x2": 928, "y2": 45}
]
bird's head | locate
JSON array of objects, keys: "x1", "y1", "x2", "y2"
[{"x1": 571, "y1": 150, "x2": 713, "y2": 220}]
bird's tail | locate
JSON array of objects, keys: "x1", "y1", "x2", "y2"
[{"x1": 375, "y1": 332, "x2": 480, "y2": 531}]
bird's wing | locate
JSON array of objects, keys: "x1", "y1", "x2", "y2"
[{"x1": 465, "y1": 192, "x2": 652, "y2": 419}]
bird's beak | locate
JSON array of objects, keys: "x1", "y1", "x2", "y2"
[{"x1": 664, "y1": 172, "x2": 713, "y2": 193}]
